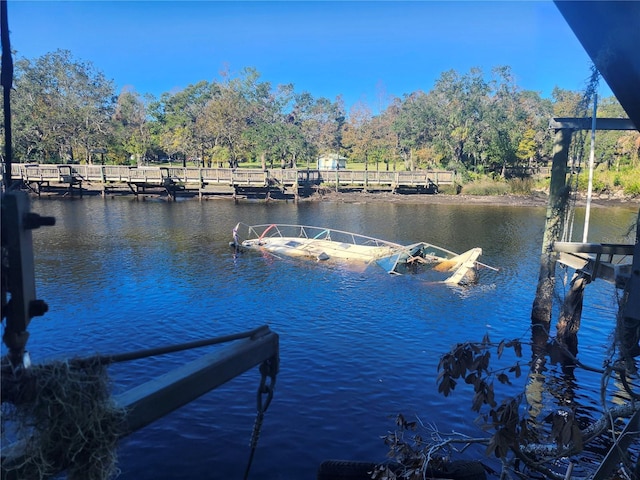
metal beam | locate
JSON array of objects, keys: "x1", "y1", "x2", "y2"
[
  {"x1": 553, "y1": 242, "x2": 635, "y2": 256},
  {"x1": 115, "y1": 329, "x2": 279, "y2": 435},
  {"x1": 549, "y1": 117, "x2": 637, "y2": 131},
  {"x1": 1, "y1": 329, "x2": 279, "y2": 480},
  {"x1": 553, "y1": 242, "x2": 634, "y2": 286},
  {"x1": 591, "y1": 407, "x2": 640, "y2": 480}
]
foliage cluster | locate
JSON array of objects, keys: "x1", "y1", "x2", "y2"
[
  {"x1": 2, "y1": 50, "x2": 638, "y2": 183},
  {"x1": 460, "y1": 179, "x2": 511, "y2": 196},
  {"x1": 380, "y1": 327, "x2": 640, "y2": 479},
  {"x1": 581, "y1": 165, "x2": 640, "y2": 196}
]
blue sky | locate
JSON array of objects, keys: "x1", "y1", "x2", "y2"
[{"x1": 7, "y1": 1, "x2": 612, "y2": 112}]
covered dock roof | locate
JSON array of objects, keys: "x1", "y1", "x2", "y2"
[{"x1": 554, "y1": 1, "x2": 640, "y2": 130}]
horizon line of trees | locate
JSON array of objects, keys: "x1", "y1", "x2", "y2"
[{"x1": 1, "y1": 49, "x2": 639, "y2": 175}]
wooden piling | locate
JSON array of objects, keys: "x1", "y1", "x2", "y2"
[
  {"x1": 620, "y1": 210, "x2": 640, "y2": 367},
  {"x1": 531, "y1": 128, "x2": 572, "y2": 331}
]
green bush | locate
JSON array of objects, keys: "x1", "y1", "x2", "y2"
[
  {"x1": 623, "y1": 182, "x2": 640, "y2": 196},
  {"x1": 461, "y1": 179, "x2": 510, "y2": 196},
  {"x1": 438, "y1": 184, "x2": 462, "y2": 195},
  {"x1": 508, "y1": 178, "x2": 533, "y2": 195},
  {"x1": 613, "y1": 174, "x2": 622, "y2": 187},
  {"x1": 576, "y1": 172, "x2": 608, "y2": 192}
]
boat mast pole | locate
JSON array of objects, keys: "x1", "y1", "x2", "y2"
[{"x1": 582, "y1": 94, "x2": 598, "y2": 242}]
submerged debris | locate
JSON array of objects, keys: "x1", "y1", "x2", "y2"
[{"x1": 1, "y1": 358, "x2": 125, "y2": 480}]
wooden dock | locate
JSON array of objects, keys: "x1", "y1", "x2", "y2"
[{"x1": 5, "y1": 163, "x2": 456, "y2": 200}]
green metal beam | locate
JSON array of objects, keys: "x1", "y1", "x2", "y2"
[
  {"x1": 549, "y1": 117, "x2": 637, "y2": 131},
  {"x1": 115, "y1": 329, "x2": 279, "y2": 435}
]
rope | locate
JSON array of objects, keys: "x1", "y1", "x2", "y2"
[
  {"x1": 560, "y1": 67, "x2": 601, "y2": 245},
  {"x1": 244, "y1": 356, "x2": 278, "y2": 480}
]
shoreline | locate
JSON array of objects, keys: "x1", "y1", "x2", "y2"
[
  {"x1": 306, "y1": 190, "x2": 640, "y2": 209},
  {"x1": 27, "y1": 183, "x2": 639, "y2": 209}
]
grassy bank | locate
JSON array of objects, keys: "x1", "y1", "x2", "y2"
[{"x1": 453, "y1": 167, "x2": 640, "y2": 199}]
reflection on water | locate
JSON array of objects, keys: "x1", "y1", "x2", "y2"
[{"x1": 4, "y1": 197, "x2": 638, "y2": 479}]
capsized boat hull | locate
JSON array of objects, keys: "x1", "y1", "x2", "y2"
[
  {"x1": 241, "y1": 236, "x2": 398, "y2": 263},
  {"x1": 232, "y1": 223, "x2": 485, "y2": 285}
]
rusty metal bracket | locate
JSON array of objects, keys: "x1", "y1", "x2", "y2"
[{"x1": 1, "y1": 191, "x2": 55, "y2": 370}]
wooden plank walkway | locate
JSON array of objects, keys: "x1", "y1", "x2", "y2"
[{"x1": 4, "y1": 163, "x2": 456, "y2": 199}]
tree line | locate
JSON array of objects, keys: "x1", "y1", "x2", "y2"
[{"x1": 2, "y1": 49, "x2": 639, "y2": 176}]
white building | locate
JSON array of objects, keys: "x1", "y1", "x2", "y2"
[{"x1": 317, "y1": 153, "x2": 347, "y2": 170}]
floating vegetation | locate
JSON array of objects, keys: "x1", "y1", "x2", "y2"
[{"x1": 1, "y1": 358, "x2": 126, "y2": 480}]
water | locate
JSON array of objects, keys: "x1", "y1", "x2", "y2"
[{"x1": 3, "y1": 196, "x2": 638, "y2": 479}]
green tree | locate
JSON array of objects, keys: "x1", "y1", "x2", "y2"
[
  {"x1": 392, "y1": 91, "x2": 437, "y2": 171},
  {"x1": 430, "y1": 68, "x2": 489, "y2": 170},
  {"x1": 518, "y1": 90, "x2": 554, "y2": 165},
  {"x1": 294, "y1": 94, "x2": 344, "y2": 168},
  {"x1": 112, "y1": 88, "x2": 150, "y2": 165},
  {"x1": 198, "y1": 83, "x2": 248, "y2": 168},
  {"x1": 148, "y1": 80, "x2": 216, "y2": 167},
  {"x1": 551, "y1": 87, "x2": 583, "y2": 116},
  {"x1": 516, "y1": 129, "x2": 538, "y2": 165},
  {"x1": 10, "y1": 49, "x2": 115, "y2": 163},
  {"x1": 484, "y1": 66, "x2": 525, "y2": 175},
  {"x1": 343, "y1": 100, "x2": 374, "y2": 168},
  {"x1": 241, "y1": 76, "x2": 298, "y2": 169},
  {"x1": 595, "y1": 96, "x2": 640, "y2": 169}
]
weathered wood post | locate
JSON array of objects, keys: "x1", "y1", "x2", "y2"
[
  {"x1": 620, "y1": 210, "x2": 640, "y2": 368},
  {"x1": 364, "y1": 156, "x2": 369, "y2": 193},
  {"x1": 531, "y1": 127, "x2": 572, "y2": 338}
]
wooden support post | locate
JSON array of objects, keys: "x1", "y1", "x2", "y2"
[
  {"x1": 101, "y1": 167, "x2": 107, "y2": 198},
  {"x1": 620, "y1": 209, "x2": 640, "y2": 367},
  {"x1": 364, "y1": 165, "x2": 368, "y2": 193},
  {"x1": 531, "y1": 128, "x2": 572, "y2": 332}
]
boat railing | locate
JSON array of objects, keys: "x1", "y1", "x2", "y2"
[{"x1": 236, "y1": 223, "x2": 405, "y2": 249}]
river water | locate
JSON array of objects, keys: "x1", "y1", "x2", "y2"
[{"x1": 4, "y1": 196, "x2": 639, "y2": 479}]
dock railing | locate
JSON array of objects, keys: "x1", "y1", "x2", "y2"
[{"x1": 5, "y1": 163, "x2": 456, "y2": 196}]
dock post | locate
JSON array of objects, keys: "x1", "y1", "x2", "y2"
[
  {"x1": 620, "y1": 211, "x2": 640, "y2": 368},
  {"x1": 101, "y1": 166, "x2": 106, "y2": 198},
  {"x1": 531, "y1": 127, "x2": 572, "y2": 334},
  {"x1": 364, "y1": 164, "x2": 368, "y2": 193}
]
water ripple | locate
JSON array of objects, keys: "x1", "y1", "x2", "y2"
[{"x1": 9, "y1": 198, "x2": 637, "y2": 479}]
